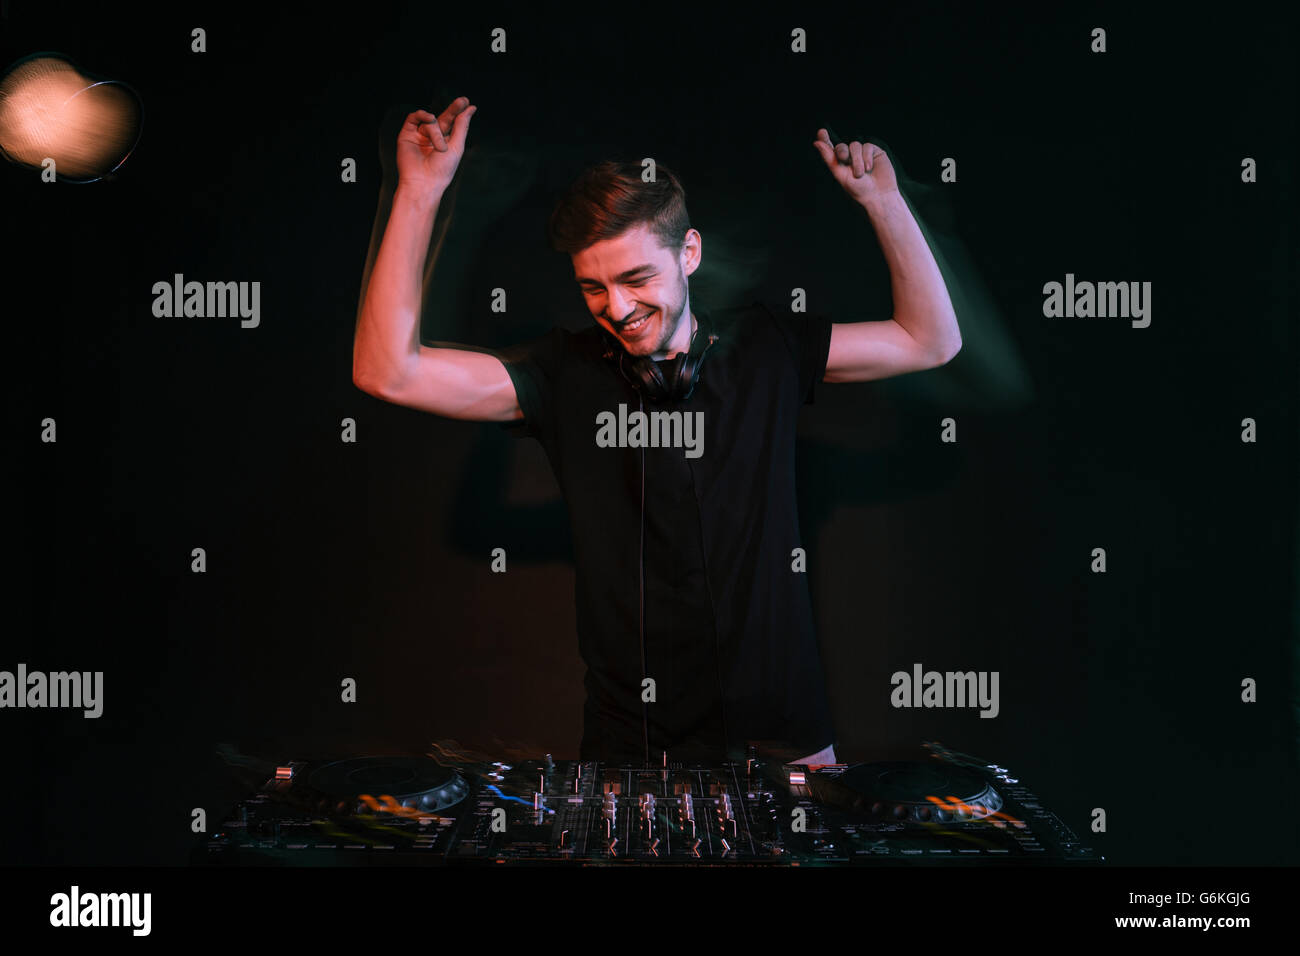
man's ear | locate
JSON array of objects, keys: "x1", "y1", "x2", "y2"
[{"x1": 681, "y1": 228, "x2": 703, "y2": 277}]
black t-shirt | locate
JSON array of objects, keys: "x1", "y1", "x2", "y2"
[{"x1": 496, "y1": 301, "x2": 836, "y2": 763}]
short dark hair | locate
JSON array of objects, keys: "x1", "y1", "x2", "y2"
[{"x1": 547, "y1": 160, "x2": 691, "y2": 257}]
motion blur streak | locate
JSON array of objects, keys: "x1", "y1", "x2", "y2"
[{"x1": 0, "y1": 55, "x2": 140, "y2": 180}]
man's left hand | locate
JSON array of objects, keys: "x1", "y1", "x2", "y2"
[{"x1": 813, "y1": 128, "x2": 899, "y2": 205}]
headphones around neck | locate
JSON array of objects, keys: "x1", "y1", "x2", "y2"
[{"x1": 600, "y1": 310, "x2": 719, "y2": 403}]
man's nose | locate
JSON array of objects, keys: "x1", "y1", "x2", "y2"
[{"x1": 606, "y1": 287, "x2": 637, "y2": 323}]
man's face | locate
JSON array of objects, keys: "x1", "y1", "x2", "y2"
[{"x1": 572, "y1": 222, "x2": 702, "y2": 358}]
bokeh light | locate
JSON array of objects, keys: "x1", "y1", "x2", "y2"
[{"x1": 0, "y1": 54, "x2": 142, "y2": 181}]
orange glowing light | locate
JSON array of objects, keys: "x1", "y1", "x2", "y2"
[
  {"x1": 922, "y1": 794, "x2": 1024, "y2": 827},
  {"x1": 355, "y1": 792, "x2": 448, "y2": 823},
  {"x1": 0, "y1": 54, "x2": 141, "y2": 181}
]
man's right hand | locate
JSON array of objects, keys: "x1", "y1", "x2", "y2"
[
  {"x1": 395, "y1": 96, "x2": 477, "y2": 197},
  {"x1": 356, "y1": 93, "x2": 523, "y2": 424}
]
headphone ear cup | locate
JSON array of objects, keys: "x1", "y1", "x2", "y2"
[
  {"x1": 621, "y1": 353, "x2": 669, "y2": 402},
  {"x1": 637, "y1": 356, "x2": 669, "y2": 401},
  {"x1": 677, "y1": 333, "x2": 718, "y2": 400},
  {"x1": 675, "y1": 356, "x2": 696, "y2": 400},
  {"x1": 666, "y1": 353, "x2": 689, "y2": 400}
]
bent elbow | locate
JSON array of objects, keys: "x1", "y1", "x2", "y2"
[
  {"x1": 935, "y1": 339, "x2": 962, "y2": 366},
  {"x1": 352, "y1": 367, "x2": 390, "y2": 399}
]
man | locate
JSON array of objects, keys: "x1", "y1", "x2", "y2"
[{"x1": 353, "y1": 96, "x2": 961, "y2": 766}]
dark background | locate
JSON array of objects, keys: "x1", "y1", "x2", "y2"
[{"x1": 5, "y1": 2, "x2": 1296, "y2": 867}]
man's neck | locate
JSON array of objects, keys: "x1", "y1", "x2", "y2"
[{"x1": 651, "y1": 308, "x2": 696, "y2": 361}]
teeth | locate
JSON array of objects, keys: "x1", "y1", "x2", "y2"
[{"x1": 624, "y1": 311, "x2": 651, "y2": 332}]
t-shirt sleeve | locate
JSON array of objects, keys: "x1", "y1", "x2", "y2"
[
  {"x1": 493, "y1": 326, "x2": 565, "y2": 440},
  {"x1": 765, "y1": 305, "x2": 834, "y2": 405}
]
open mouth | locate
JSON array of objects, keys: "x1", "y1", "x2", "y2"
[{"x1": 617, "y1": 310, "x2": 654, "y2": 334}]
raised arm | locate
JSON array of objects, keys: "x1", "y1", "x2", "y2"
[
  {"x1": 352, "y1": 97, "x2": 523, "y2": 422},
  {"x1": 811, "y1": 129, "x2": 962, "y2": 383}
]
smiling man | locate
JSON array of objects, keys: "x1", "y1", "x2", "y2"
[{"x1": 353, "y1": 96, "x2": 962, "y2": 766}]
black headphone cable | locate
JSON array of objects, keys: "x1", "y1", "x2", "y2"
[{"x1": 638, "y1": 389, "x2": 650, "y2": 766}]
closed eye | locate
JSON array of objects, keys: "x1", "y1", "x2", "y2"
[{"x1": 581, "y1": 279, "x2": 649, "y2": 293}]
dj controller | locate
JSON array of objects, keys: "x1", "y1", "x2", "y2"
[{"x1": 195, "y1": 741, "x2": 1100, "y2": 865}]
